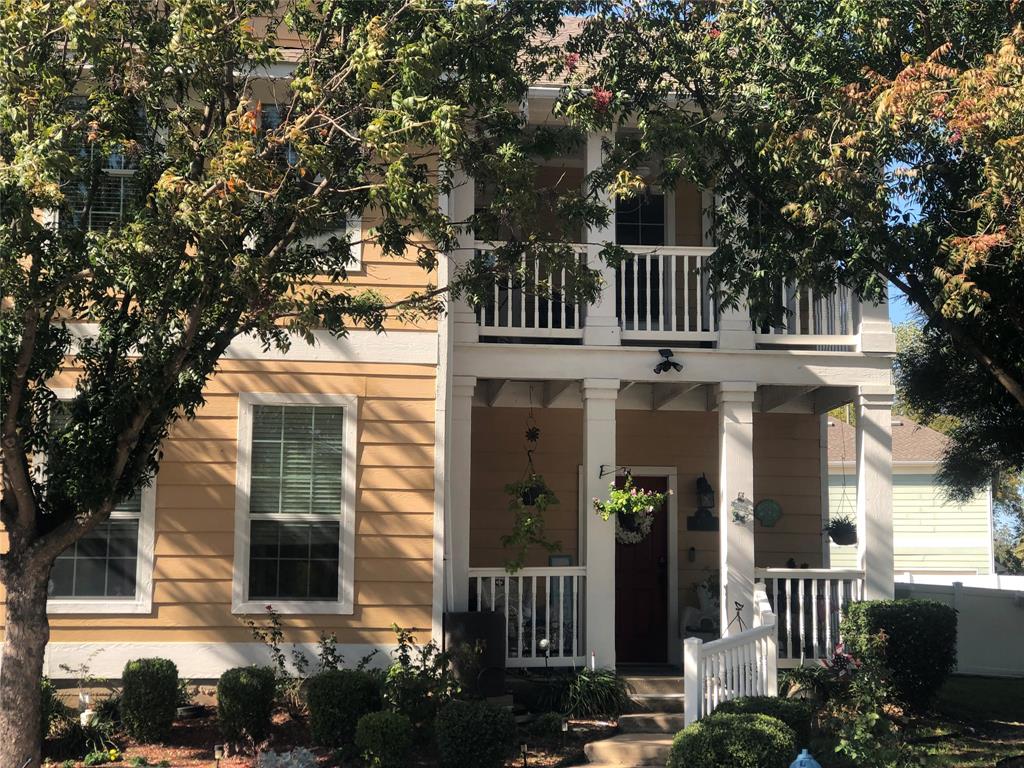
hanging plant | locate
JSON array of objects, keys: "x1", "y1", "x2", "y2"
[
  {"x1": 593, "y1": 475, "x2": 669, "y2": 545},
  {"x1": 825, "y1": 514, "x2": 857, "y2": 546},
  {"x1": 501, "y1": 408, "x2": 561, "y2": 572}
]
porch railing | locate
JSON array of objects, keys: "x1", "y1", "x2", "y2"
[
  {"x1": 755, "y1": 282, "x2": 859, "y2": 348},
  {"x1": 467, "y1": 566, "x2": 586, "y2": 668},
  {"x1": 683, "y1": 583, "x2": 778, "y2": 725},
  {"x1": 756, "y1": 568, "x2": 865, "y2": 666},
  {"x1": 474, "y1": 243, "x2": 585, "y2": 340},
  {"x1": 616, "y1": 246, "x2": 718, "y2": 341}
]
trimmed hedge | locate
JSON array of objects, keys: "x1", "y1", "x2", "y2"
[
  {"x1": 121, "y1": 657, "x2": 179, "y2": 742},
  {"x1": 217, "y1": 666, "x2": 276, "y2": 744},
  {"x1": 667, "y1": 712, "x2": 796, "y2": 768},
  {"x1": 714, "y1": 696, "x2": 813, "y2": 744},
  {"x1": 841, "y1": 599, "x2": 957, "y2": 708},
  {"x1": 355, "y1": 710, "x2": 414, "y2": 768},
  {"x1": 435, "y1": 699, "x2": 515, "y2": 768},
  {"x1": 305, "y1": 669, "x2": 381, "y2": 750}
]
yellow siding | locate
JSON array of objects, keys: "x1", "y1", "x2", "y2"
[
  {"x1": 829, "y1": 472, "x2": 992, "y2": 574},
  {"x1": 38, "y1": 359, "x2": 436, "y2": 644}
]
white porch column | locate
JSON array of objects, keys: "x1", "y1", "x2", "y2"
[
  {"x1": 450, "y1": 169, "x2": 479, "y2": 344},
  {"x1": 858, "y1": 293, "x2": 897, "y2": 354},
  {"x1": 718, "y1": 382, "x2": 757, "y2": 634},
  {"x1": 450, "y1": 375, "x2": 477, "y2": 610},
  {"x1": 856, "y1": 385, "x2": 895, "y2": 599},
  {"x1": 582, "y1": 378, "x2": 619, "y2": 667},
  {"x1": 582, "y1": 131, "x2": 621, "y2": 346},
  {"x1": 717, "y1": 297, "x2": 756, "y2": 350}
]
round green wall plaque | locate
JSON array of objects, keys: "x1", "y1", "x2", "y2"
[{"x1": 754, "y1": 498, "x2": 783, "y2": 528}]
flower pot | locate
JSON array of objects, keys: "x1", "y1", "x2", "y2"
[
  {"x1": 828, "y1": 528, "x2": 857, "y2": 546},
  {"x1": 520, "y1": 485, "x2": 543, "y2": 506}
]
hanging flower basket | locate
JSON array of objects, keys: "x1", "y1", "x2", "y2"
[
  {"x1": 593, "y1": 476, "x2": 670, "y2": 545},
  {"x1": 825, "y1": 514, "x2": 858, "y2": 546}
]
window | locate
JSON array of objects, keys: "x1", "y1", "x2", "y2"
[
  {"x1": 616, "y1": 193, "x2": 665, "y2": 246},
  {"x1": 233, "y1": 393, "x2": 357, "y2": 614},
  {"x1": 261, "y1": 104, "x2": 300, "y2": 167},
  {"x1": 45, "y1": 392, "x2": 156, "y2": 614}
]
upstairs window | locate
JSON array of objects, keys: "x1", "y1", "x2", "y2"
[{"x1": 616, "y1": 193, "x2": 665, "y2": 246}]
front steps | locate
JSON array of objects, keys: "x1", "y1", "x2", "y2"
[{"x1": 582, "y1": 673, "x2": 685, "y2": 766}]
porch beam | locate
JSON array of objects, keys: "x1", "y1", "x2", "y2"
[
  {"x1": 542, "y1": 380, "x2": 574, "y2": 408},
  {"x1": 652, "y1": 382, "x2": 702, "y2": 410},
  {"x1": 856, "y1": 385, "x2": 895, "y2": 599},
  {"x1": 812, "y1": 386, "x2": 858, "y2": 414},
  {"x1": 760, "y1": 385, "x2": 818, "y2": 413},
  {"x1": 450, "y1": 376, "x2": 477, "y2": 610},
  {"x1": 485, "y1": 378, "x2": 511, "y2": 407},
  {"x1": 718, "y1": 381, "x2": 757, "y2": 634}
]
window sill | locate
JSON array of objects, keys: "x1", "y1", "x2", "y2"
[
  {"x1": 232, "y1": 599, "x2": 354, "y2": 616},
  {"x1": 47, "y1": 597, "x2": 153, "y2": 615}
]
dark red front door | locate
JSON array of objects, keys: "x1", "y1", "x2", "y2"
[{"x1": 615, "y1": 475, "x2": 669, "y2": 664}]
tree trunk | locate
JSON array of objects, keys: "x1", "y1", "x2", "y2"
[{"x1": 0, "y1": 565, "x2": 52, "y2": 768}]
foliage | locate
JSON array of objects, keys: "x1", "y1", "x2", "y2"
[
  {"x1": 255, "y1": 748, "x2": 317, "y2": 768},
  {"x1": 304, "y1": 669, "x2": 381, "y2": 751},
  {"x1": 842, "y1": 599, "x2": 958, "y2": 709},
  {"x1": 536, "y1": 668, "x2": 632, "y2": 719},
  {"x1": 434, "y1": 699, "x2": 515, "y2": 768},
  {"x1": 779, "y1": 665, "x2": 836, "y2": 705},
  {"x1": 217, "y1": 666, "x2": 277, "y2": 749},
  {"x1": 824, "y1": 514, "x2": 857, "y2": 543},
  {"x1": 48, "y1": 715, "x2": 120, "y2": 764},
  {"x1": 502, "y1": 474, "x2": 561, "y2": 572},
  {"x1": 120, "y1": 658, "x2": 179, "y2": 742},
  {"x1": 530, "y1": 711, "x2": 566, "y2": 737},
  {"x1": 383, "y1": 625, "x2": 459, "y2": 736},
  {"x1": 666, "y1": 712, "x2": 796, "y2": 768},
  {"x1": 593, "y1": 475, "x2": 669, "y2": 545},
  {"x1": 41, "y1": 676, "x2": 68, "y2": 740},
  {"x1": 83, "y1": 747, "x2": 121, "y2": 766},
  {"x1": 714, "y1": 696, "x2": 814, "y2": 746},
  {"x1": 355, "y1": 710, "x2": 414, "y2": 768}
]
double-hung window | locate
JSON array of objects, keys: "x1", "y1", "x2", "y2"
[
  {"x1": 46, "y1": 394, "x2": 156, "y2": 614},
  {"x1": 615, "y1": 192, "x2": 666, "y2": 246},
  {"x1": 233, "y1": 393, "x2": 357, "y2": 614}
]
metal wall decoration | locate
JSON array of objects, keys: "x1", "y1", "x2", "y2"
[
  {"x1": 754, "y1": 498, "x2": 783, "y2": 528},
  {"x1": 730, "y1": 492, "x2": 753, "y2": 524}
]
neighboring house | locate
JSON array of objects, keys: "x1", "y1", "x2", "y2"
[
  {"x1": 827, "y1": 417, "x2": 995, "y2": 577},
  {"x1": 31, "y1": 23, "x2": 901, "y2": 685}
]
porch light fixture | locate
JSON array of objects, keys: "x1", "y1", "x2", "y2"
[{"x1": 653, "y1": 348, "x2": 683, "y2": 374}]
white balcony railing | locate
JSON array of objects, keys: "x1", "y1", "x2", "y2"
[
  {"x1": 616, "y1": 246, "x2": 718, "y2": 341},
  {"x1": 755, "y1": 568, "x2": 865, "y2": 666},
  {"x1": 474, "y1": 243, "x2": 585, "y2": 340},
  {"x1": 683, "y1": 584, "x2": 778, "y2": 725},
  {"x1": 755, "y1": 282, "x2": 858, "y2": 348},
  {"x1": 467, "y1": 566, "x2": 586, "y2": 667}
]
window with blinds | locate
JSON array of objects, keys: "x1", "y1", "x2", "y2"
[{"x1": 246, "y1": 405, "x2": 345, "y2": 601}]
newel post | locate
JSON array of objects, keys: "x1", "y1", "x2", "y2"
[
  {"x1": 683, "y1": 637, "x2": 703, "y2": 726},
  {"x1": 765, "y1": 616, "x2": 779, "y2": 698}
]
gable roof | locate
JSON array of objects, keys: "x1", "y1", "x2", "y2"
[{"x1": 827, "y1": 415, "x2": 949, "y2": 466}]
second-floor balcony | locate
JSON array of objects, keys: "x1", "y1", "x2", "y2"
[{"x1": 473, "y1": 241, "x2": 863, "y2": 351}]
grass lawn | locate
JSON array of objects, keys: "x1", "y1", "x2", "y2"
[{"x1": 911, "y1": 675, "x2": 1024, "y2": 768}]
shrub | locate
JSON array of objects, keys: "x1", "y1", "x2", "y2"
[
  {"x1": 841, "y1": 599, "x2": 957, "y2": 708},
  {"x1": 355, "y1": 710, "x2": 414, "y2": 768},
  {"x1": 255, "y1": 748, "x2": 317, "y2": 768},
  {"x1": 121, "y1": 658, "x2": 179, "y2": 741},
  {"x1": 435, "y1": 699, "x2": 515, "y2": 768},
  {"x1": 530, "y1": 711, "x2": 565, "y2": 737},
  {"x1": 557, "y1": 668, "x2": 631, "y2": 718},
  {"x1": 217, "y1": 666, "x2": 276, "y2": 746},
  {"x1": 383, "y1": 625, "x2": 458, "y2": 733},
  {"x1": 305, "y1": 669, "x2": 381, "y2": 750},
  {"x1": 715, "y1": 696, "x2": 814, "y2": 744},
  {"x1": 667, "y1": 712, "x2": 796, "y2": 768},
  {"x1": 41, "y1": 677, "x2": 67, "y2": 739}
]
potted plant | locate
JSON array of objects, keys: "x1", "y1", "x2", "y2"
[
  {"x1": 825, "y1": 514, "x2": 857, "y2": 546},
  {"x1": 593, "y1": 476, "x2": 670, "y2": 545},
  {"x1": 511, "y1": 473, "x2": 553, "y2": 507}
]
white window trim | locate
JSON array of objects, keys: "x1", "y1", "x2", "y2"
[
  {"x1": 232, "y1": 392, "x2": 358, "y2": 615},
  {"x1": 46, "y1": 389, "x2": 156, "y2": 615}
]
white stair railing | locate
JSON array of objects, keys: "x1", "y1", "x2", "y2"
[
  {"x1": 755, "y1": 568, "x2": 865, "y2": 665},
  {"x1": 467, "y1": 566, "x2": 586, "y2": 667},
  {"x1": 683, "y1": 584, "x2": 778, "y2": 725}
]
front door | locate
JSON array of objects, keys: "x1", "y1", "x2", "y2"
[{"x1": 615, "y1": 475, "x2": 669, "y2": 664}]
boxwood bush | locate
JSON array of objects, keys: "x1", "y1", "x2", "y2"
[
  {"x1": 714, "y1": 696, "x2": 814, "y2": 744},
  {"x1": 217, "y1": 666, "x2": 276, "y2": 745},
  {"x1": 305, "y1": 669, "x2": 381, "y2": 750},
  {"x1": 667, "y1": 712, "x2": 796, "y2": 768},
  {"x1": 435, "y1": 699, "x2": 515, "y2": 768},
  {"x1": 841, "y1": 599, "x2": 957, "y2": 708},
  {"x1": 355, "y1": 710, "x2": 414, "y2": 768},
  {"x1": 121, "y1": 657, "x2": 179, "y2": 741}
]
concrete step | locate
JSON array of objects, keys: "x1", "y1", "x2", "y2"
[
  {"x1": 626, "y1": 692, "x2": 686, "y2": 713},
  {"x1": 621, "y1": 675, "x2": 685, "y2": 696},
  {"x1": 584, "y1": 733, "x2": 674, "y2": 766},
  {"x1": 618, "y1": 712, "x2": 685, "y2": 734}
]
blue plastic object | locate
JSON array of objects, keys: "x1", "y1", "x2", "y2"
[{"x1": 790, "y1": 748, "x2": 822, "y2": 768}]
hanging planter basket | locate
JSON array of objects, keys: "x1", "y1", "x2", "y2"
[
  {"x1": 826, "y1": 515, "x2": 858, "y2": 546},
  {"x1": 593, "y1": 475, "x2": 669, "y2": 545}
]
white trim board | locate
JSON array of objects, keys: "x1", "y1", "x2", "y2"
[
  {"x1": 231, "y1": 392, "x2": 358, "y2": 615},
  {"x1": 43, "y1": 642, "x2": 396, "y2": 680}
]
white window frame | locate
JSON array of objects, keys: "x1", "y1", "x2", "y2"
[
  {"x1": 46, "y1": 390, "x2": 156, "y2": 615},
  {"x1": 232, "y1": 392, "x2": 358, "y2": 615}
]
